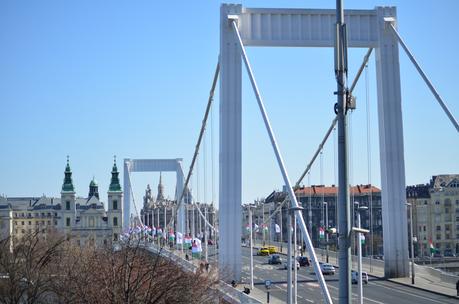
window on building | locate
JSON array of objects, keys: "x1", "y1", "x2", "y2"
[
  {"x1": 103, "y1": 239, "x2": 107, "y2": 245},
  {"x1": 445, "y1": 208, "x2": 450, "y2": 214},
  {"x1": 113, "y1": 217, "x2": 118, "y2": 227},
  {"x1": 423, "y1": 226, "x2": 426, "y2": 232},
  {"x1": 47, "y1": 212, "x2": 51, "y2": 217},
  {"x1": 54, "y1": 220, "x2": 58, "y2": 225},
  {"x1": 66, "y1": 201, "x2": 70, "y2": 210},
  {"x1": 436, "y1": 234, "x2": 441, "y2": 240},
  {"x1": 66, "y1": 217, "x2": 70, "y2": 227},
  {"x1": 113, "y1": 200, "x2": 118, "y2": 210},
  {"x1": 21, "y1": 229, "x2": 25, "y2": 234},
  {"x1": 445, "y1": 234, "x2": 450, "y2": 240},
  {"x1": 436, "y1": 225, "x2": 441, "y2": 231},
  {"x1": 21, "y1": 221, "x2": 24, "y2": 225},
  {"x1": 435, "y1": 201, "x2": 440, "y2": 205},
  {"x1": 28, "y1": 221, "x2": 31, "y2": 225},
  {"x1": 114, "y1": 233, "x2": 118, "y2": 241}
]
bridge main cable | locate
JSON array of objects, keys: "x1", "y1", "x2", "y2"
[{"x1": 166, "y1": 60, "x2": 220, "y2": 233}]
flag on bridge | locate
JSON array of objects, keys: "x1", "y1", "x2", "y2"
[
  {"x1": 360, "y1": 234, "x2": 365, "y2": 245},
  {"x1": 275, "y1": 224, "x2": 281, "y2": 233},
  {"x1": 245, "y1": 224, "x2": 250, "y2": 232},
  {"x1": 319, "y1": 227, "x2": 325, "y2": 239},
  {"x1": 429, "y1": 240, "x2": 436, "y2": 255}
]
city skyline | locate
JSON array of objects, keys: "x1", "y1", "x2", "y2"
[{"x1": 1, "y1": 1, "x2": 458, "y2": 208}]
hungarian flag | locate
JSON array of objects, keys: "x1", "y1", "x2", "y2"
[
  {"x1": 245, "y1": 224, "x2": 250, "y2": 232},
  {"x1": 263, "y1": 224, "x2": 268, "y2": 231},
  {"x1": 319, "y1": 227, "x2": 325, "y2": 239},
  {"x1": 429, "y1": 240, "x2": 436, "y2": 255},
  {"x1": 169, "y1": 231, "x2": 175, "y2": 241},
  {"x1": 184, "y1": 235, "x2": 192, "y2": 245},
  {"x1": 360, "y1": 234, "x2": 365, "y2": 245}
]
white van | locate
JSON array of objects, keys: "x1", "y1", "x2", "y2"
[{"x1": 351, "y1": 271, "x2": 368, "y2": 284}]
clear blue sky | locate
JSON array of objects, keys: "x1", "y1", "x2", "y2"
[{"x1": 1, "y1": 1, "x2": 458, "y2": 212}]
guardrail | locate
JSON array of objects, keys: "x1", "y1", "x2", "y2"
[{"x1": 139, "y1": 242, "x2": 262, "y2": 304}]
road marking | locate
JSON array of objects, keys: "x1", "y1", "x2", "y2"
[
  {"x1": 305, "y1": 299, "x2": 314, "y2": 303},
  {"x1": 370, "y1": 281, "x2": 449, "y2": 304}
]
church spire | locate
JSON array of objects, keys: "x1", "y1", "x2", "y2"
[
  {"x1": 109, "y1": 155, "x2": 122, "y2": 192},
  {"x1": 88, "y1": 176, "x2": 99, "y2": 199},
  {"x1": 62, "y1": 156, "x2": 75, "y2": 192},
  {"x1": 156, "y1": 172, "x2": 165, "y2": 201}
]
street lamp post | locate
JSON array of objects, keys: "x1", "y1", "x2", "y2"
[
  {"x1": 289, "y1": 206, "x2": 303, "y2": 304},
  {"x1": 407, "y1": 202, "x2": 415, "y2": 284},
  {"x1": 324, "y1": 202, "x2": 329, "y2": 263},
  {"x1": 354, "y1": 202, "x2": 368, "y2": 304},
  {"x1": 248, "y1": 205, "x2": 254, "y2": 290},
  {"x1": 287, "y1": 207, "x2": 292, "y2": 304}
]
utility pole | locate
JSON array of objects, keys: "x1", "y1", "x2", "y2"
[
  {"x1": 325, "y1": 202, "x2": 329, "y2": 263},
  {"x1": 205, "y1": 206, "x2": 208, "y2": 262},
  {"x1": 407, "y1": 202, "x2": 415, "y2": 284},
  {"x1": 287, "y1": 209, "x2": 292, "y2": 304},
  {"x1": 249, "y1": 206, "x2": 254, "y2": 290},
  {"x1": 335, "y1": 0, "x2": 352, "y2": 302}
]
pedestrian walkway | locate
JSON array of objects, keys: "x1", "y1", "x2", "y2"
[{"x1": 253, "y1": 241, "x2": 459, "y2": 299}]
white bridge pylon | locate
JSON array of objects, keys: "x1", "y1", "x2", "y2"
[
  {"x1": 219, "y1": 3, "x2": 409, "y2": 285},
  {"x1": 123, "y1": 158, "x2": 185, "y2": 234}
]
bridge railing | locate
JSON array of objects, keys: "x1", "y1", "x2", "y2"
[{"x1": 139, "y1": 242, "x2": 262, "y2": 304}]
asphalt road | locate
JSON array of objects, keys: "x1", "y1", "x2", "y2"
[{"x1": 238, "y1": 247, "x2": 458, "y2": 304}]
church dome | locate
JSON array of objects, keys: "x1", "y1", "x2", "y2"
[{"x1": 89, "y1": 178, "x2": 98, "y2": 187}]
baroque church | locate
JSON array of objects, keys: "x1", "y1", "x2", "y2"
[{"x1": 0, "y1": 157, "x2": 123, "y2": 247}]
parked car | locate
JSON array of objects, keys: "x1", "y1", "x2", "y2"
[
  {"x1": 320, "y1": 263, "x2": 336, "y2": 275},
  {"x1": 284, "y1": 259, "x2": 300, "y2": 270},
  {"x1": 267, "y1": 246, "x2": 277, "y2": 254},
  {"x1": 257, "y1": 247, "x2": 270, "y2": 256},
  {"x1": 268, "y1": 254, "x2": 282, "y2": 265},
  {"x1": 297, "y1": 256, "x2": 310, "y2": 267},
  {"x1": 351, "y1": 271, "x2": 368, "y2": 284}
]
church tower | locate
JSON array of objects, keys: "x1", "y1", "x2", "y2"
[
  {"x1": 156, "y1": 172, "x2": 165, "y2": 202},
  {"x1": 107, "y1": 156, "x2": 123, "y2": 241},
  {"x1": 61, "y1": 156, "x2": 76, "y2": 232}
]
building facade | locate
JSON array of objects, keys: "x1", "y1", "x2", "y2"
[
  {"x1": 140, "y1": 177, "x2": 217, "y2": 240},
  {"x1": 408, "y1": 175, "x2": 459, "y2": 257},
  {"x1": 243, "y1": 184, "x2": 383, "y2": 256},
  {"x1": 0, "y1": 157, "x2": 123, "y2": 247}
]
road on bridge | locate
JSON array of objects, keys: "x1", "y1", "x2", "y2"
[{"x1": 234, "y1": 247, "x2": 457, "y2": 304}]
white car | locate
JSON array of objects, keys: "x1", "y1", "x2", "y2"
[
  {"x1": 283, "y1": 259, "x2": 300, "y2": 270},
  {"x1": 320, "y1": 263, "x2": 336, "y2": 275},
  {"x1": 351, "y1": 271, "x2": 368, "y2": 284}
]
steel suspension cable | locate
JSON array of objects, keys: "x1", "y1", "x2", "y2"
[
  {"x1": 387, "y1": 23, "x2": 459, "y2": 133},
  {"x1": 165, "y1": 61, "x2": 220, "y2": 234}
]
